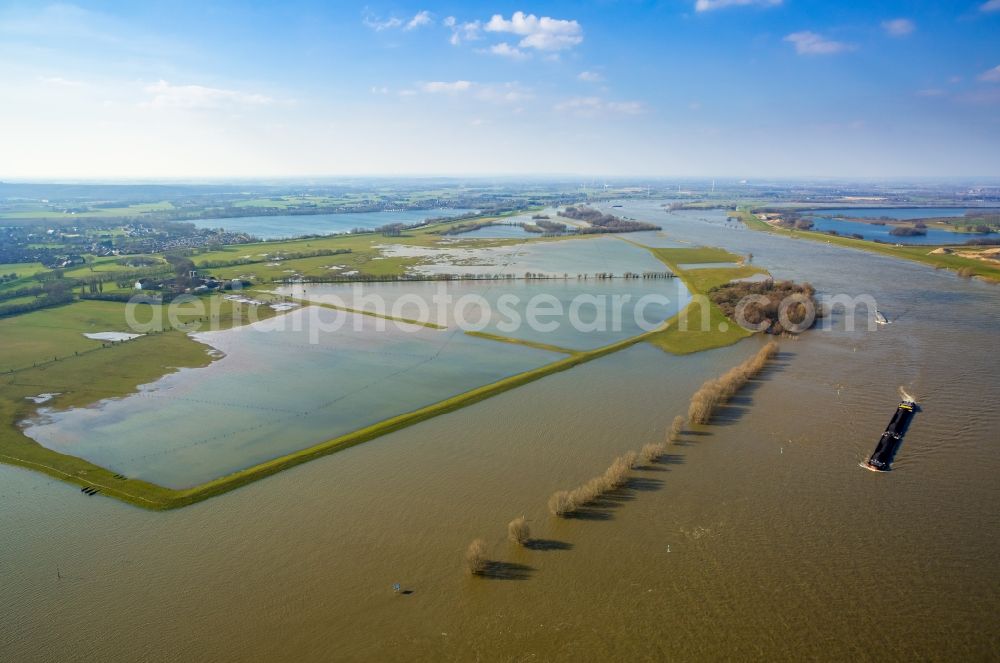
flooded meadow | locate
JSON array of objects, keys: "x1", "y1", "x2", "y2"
[{"x1": 3, "y1": 201, "x2": 998, "y2": 661}]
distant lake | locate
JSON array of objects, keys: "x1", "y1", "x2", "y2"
[
  {"x1": 450, "y1": 207, "x2": 563, "y2": 239},
  {"x1": 808, "y1": 216, "x2": 992, "y2": 245},
  {"x1": 811, "y1": 207, "x2": 990, "y2": 220},
  {"x1": 191, "y1": 207, "x2": 476, "y2": 239}
]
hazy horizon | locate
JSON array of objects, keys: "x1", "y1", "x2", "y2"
[
  {"x1": 3, "y1": 174, "x2": 1000, "y2": 185},
  {"x1": 2, "y1": 1, "x2": 999, "y2": 179}
]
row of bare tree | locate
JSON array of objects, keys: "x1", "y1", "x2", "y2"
[
  {"x1": 465, "y1": 342, "x2": 779, "y2": 575},
  {"x1": 688, "y1": 342, "x2": 778, "y2": 424}
]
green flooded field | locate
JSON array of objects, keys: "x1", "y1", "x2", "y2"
[{"x1": 19, "y1": 307, "x2": 565, "y2": 488}]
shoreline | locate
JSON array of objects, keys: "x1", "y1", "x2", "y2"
[{"x1": 733, "y1": 209, "x2": 1000, "y2": 282}]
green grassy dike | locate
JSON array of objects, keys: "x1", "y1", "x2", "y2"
[
  {"x1": 463, "y1": 330, "x2": 578, "y2": 355},
  {"x1": 286, "y1": 297, "x2": 447, "y2": 329},
  {"x1": 733, "y1": 209, "x2": 1000, "y2": 282},
  {"x1": 623, "y1": 241, "x2": 766, "y2": 354}
]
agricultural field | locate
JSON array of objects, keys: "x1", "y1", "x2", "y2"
[{"x1": 0, "y1": 201, "x2": 176, "y2": 220}]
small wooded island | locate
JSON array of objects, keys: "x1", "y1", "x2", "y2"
[
  {"x1": 710, "y1": 279, "x2": 819, "y2": 335},
  {"x1": 558, "y1": 206, "x2": 661, "y2": 233},
  {"x1": 889, "y1": 226, "x2": 928, "y2": 237}
]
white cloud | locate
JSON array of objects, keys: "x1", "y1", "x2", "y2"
[
  {"x1": 414, "y1": 80, "x2": 530, "y2": 104},
  {"x1": 784, "y1": 31, "x2": 856, "y2": 55},
  {"x1": 405, "y1": 10, "x2": 432, "y2": 31},
  {"x1": 484, "y1": 11, "x2": 582, "y2": 51},
  {"x1": 420, "y1": 80, "x2": 474, "y2": 93},
  {"x1": 607, "y1": 101, "x2": 644, "y2": 114},
  {"x1": 980, "y1": 0, "x2": 1000, "y2": 12},
  {"x1": 694, "y1": 0, "x2": 782, "y2": 12},
  {"x1": 554, "y1": 96, "x2": 602, "y2": 115},
  {"x1": 141, "y1": 80, "x2": 274, "y2": 110},
  {"x1": 554, "y1": 96, "x2": 644, "y2": 117},
  {"x1": 881, "y1": 18, "x2": 915, "y2": 37},
  {"x1": 979, "y1": 65, "x2": 1000, "y2": 83},
  {"x1": 363, "y1": 10, "x2": 431, "y2": 32},
  {"x1": 475, "y1": 82, "x2": 532, "y2": 104},
  {"x1": 362, "y1": 13, "x2": 402, "y2": 31},
  {"x1": 445, "y1": 17, "x2": 481, "y2": 45},
  {"x1": 487, "y1": 42, "x2": 529, "y2": 60},
  {"x1": 577, "y1": 71, "x2": 604, "y2": 82},
  {"x1": 370, "y1": 86, "x2": 389, "y2": 95},
  {"x1": 38, "y1": 76, "x2": 86, "y2": 88}
]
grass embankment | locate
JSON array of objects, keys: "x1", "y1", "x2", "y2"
[
  {"x1": 285, "y1": 297, "x2": 446, "y2": 330},
  {"x1": 733, "y1": 209, "x2": 1000, "y2": 282},
  {"x1": 637, "y1": 245, "x2": 766, "y2": 354},
  {"x1": 464, "y1": 330, "x2": 577, "y2": 355}
]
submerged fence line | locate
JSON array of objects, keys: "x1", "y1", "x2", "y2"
[{"x1": 276, "y1": 271, "x2": 675, "y2": 284}]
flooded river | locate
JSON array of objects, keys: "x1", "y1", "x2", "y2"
[{"x1": 2, "y1": 201, "x2": 998, "y2": 660}]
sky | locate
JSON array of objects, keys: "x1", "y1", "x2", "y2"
[{"x1": 1, "y1": 0, "x2": 999, "y2": 179}]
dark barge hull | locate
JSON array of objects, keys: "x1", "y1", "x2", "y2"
[{"x1": 866, "y1": 400, "x2": 915, "y2": 471}]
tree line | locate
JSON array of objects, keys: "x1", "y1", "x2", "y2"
[
  {"x1": 709, "y1": 279, "x2": 818, "y2": 336},
  {"x1": 463, "y1": 342, "x2": 783, "y2": 578},
  {"x1": 558, "y1": 206, "x2": 661, "y2": 233}
]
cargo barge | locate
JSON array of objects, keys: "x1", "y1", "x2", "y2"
[{"x1": 866, "y1": 400, "x2": 916, "y2": 472}]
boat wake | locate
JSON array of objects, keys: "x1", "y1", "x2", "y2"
[{"x1": 899, "y1": 387, "x2": 918, "y2": 403}]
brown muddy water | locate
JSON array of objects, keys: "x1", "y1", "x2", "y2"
[{"x1": 2, "y1": 203, "x2": 999, "y2": 661}]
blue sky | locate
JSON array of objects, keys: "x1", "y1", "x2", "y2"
[{"x1": 1, "y1": 1, "x2": 998, "y2": 179}]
